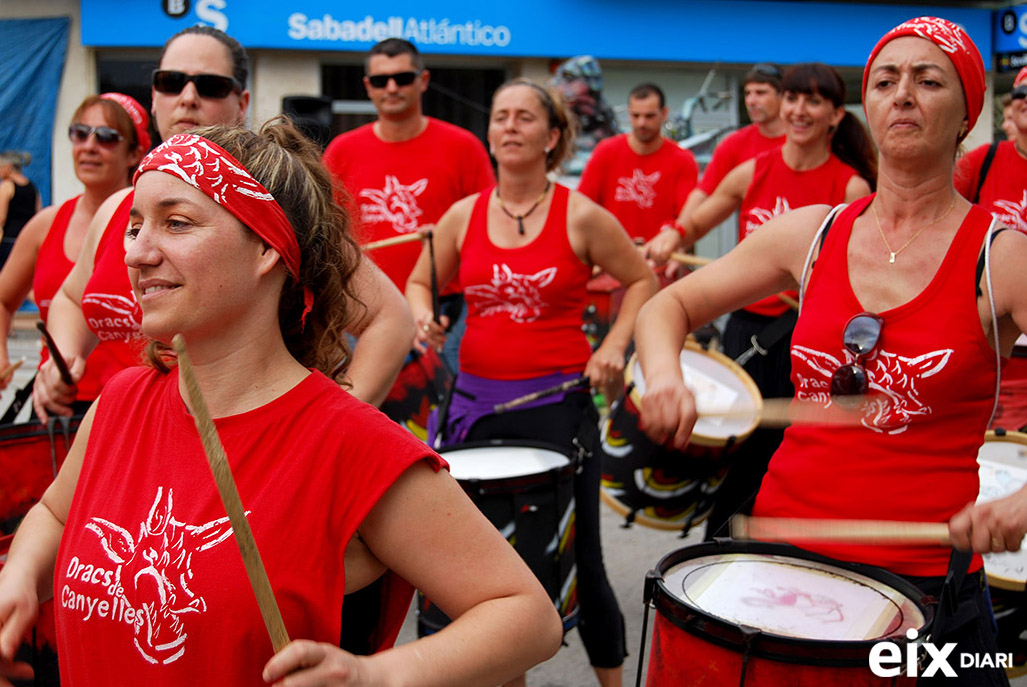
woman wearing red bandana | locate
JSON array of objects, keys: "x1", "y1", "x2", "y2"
[
  {"x1": 0, "y1": 93, "x2": 147, "y2": 402},
  {"x1": 637, "y1": 16, "x2": 1027, "y2": 685},
  {"x1": 0, "y1": 120, "x2": 562, "y2": 686},
  {"x1": 32, "y1": 26, "x2": 414, "y2": 420}
]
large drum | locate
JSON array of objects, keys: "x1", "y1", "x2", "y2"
[
  {"x1": 643, "y1": 542, "x2": 929, "y2": 686},
  {"x1": 977, "y1": 429, "x2": 1027, "y2": 676},
  {"x1": 600, "y1": 341, "x2": 762, "y2": 532},
  {"x1": 1, "y1": 416, "x2": 81, "y2": 534},
  {"x1": 990, "y1": 335, "x2": 1027, "y2": 432},
  {"x1": 380, "y1": 347, "x2": 451, "y2": 442},
  {"x1": 417, "y1": 441, "x2": 578, "y2": 635},
  {"x1": 1, "y1": 534, "x2": 60, "y2": 685}
]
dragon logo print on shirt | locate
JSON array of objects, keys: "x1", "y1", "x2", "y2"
[
  {"x1": 81, "y1": 292, "x2": 143, "y2": 342},
  {"x1": 792, "y1": 345, "x2": 952, "y2": 433},
  {"x1": 464, "y1": 263, "x2": 557, "y2": 323},
  {"x1": 614, "y1": 169, "x2": 661, "y2": 208},
  {"x1": 61, "y1": 487, "x2": 238, "y2": 665},
  {"x1": 992, "y1": 191, "x2": 1027, "y2": 234},
  {"x1": 745, "y1": 196, "x2": 793, "y2": 238},
  {"x1": 359, "y1": 175, "x2": 428, "y2": 233}
]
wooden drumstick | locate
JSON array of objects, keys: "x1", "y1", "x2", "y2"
[
  {"x1": 361, "y1": 231, "x2": 425, "y2": 252},
  {"x1": 172, "y1": 335, "x2": 291, "y2": 652},
  {"x1": 698, "y1": 396, "x2": 866, "y2": 428},
  {"x1": 494, "y1": 377, "x2": 590, "y2": 413},
  {"x1": 667, "y1": 253, "x2": 800, "y2": 310},
  {"x1": 731, "y1": 514, "x2": 952, "y2": 546},
  {"x1": 0, "y1": 358, "x2": 24, "y2": 384},
  {"x1": 36, "y1": 321, "x2": 74, "y2": 385}
]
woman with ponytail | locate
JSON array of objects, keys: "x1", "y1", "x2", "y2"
[{"x1": 674, "y1": 62, "x2": 873, "y2": 540}]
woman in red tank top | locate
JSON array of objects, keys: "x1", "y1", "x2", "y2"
[
  {"x1": 407, "y1": 79, "x2": 657, "y2": 687},
  {"x1": 0, "y1": 120, "x2": 562, "y2": 687},
  {"x1": 671, "y1": 63, "x2": 877, "y2": 541},
  {"x1": 637, "y1": 17, "x2": 1027, "y2": 686},
  {"x1": 0, "y1": 94, "x2": 147, "y2": 399}
]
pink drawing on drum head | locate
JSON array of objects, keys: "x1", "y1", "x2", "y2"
[{"x1": 741, "y1": 586, "x2": 845, "y2": 623}]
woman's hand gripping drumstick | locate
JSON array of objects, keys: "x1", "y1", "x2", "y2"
[
  {"x1": 0, "y1": 358, "x2": 24, "y2": 388},
  {"x1": 172, "y1": 335, "x2": 291, "y2": 652}
]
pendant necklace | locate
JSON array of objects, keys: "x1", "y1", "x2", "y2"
[
  {"x1": 872, "y1": 194, "x2": 956, "y2": 264},
  {"x1": 496, "y1": 181, "x2": 551, "y2": 235}
]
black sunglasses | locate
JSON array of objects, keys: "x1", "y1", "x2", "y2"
[
  {"x1": 830, "y1": 312, "x2": 884, "y2": 397},
  {"x1": 69, "y1": 123, "x2": 124, "y2": 147},
  {"x1": 1012, "y1": 85, "x2": 1027, "y2": 101},
  {"x1": 152, "y1": 70, "x2": 242, "y2": 99},
  {"x1": 366, "y1": 71, "x2": 419, "y2": 89}
]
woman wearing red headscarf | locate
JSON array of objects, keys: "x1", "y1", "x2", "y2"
[
  {"x1": 636, "y1": 17, "x2": 1027, "y2": 684},
  {"x1": 0, "y1": 119, "x2": 561, "y2": 686},
  {"x1": 0, "y1": 93, "x2": 148, "y2": 403}
]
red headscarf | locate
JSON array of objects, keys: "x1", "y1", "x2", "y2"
[
  {"x1": 862, "y1": 17, "x2": 985, "y2": 140},
  {"x1": 134, "y1": 133, "x2": 313, "y2": 325},
  {"x1": 1015, "y1": 66, "x2": 1027, "y2": 90},
  {"x1": 100, "y1": 93, "x2": 151, "y2": 152}
]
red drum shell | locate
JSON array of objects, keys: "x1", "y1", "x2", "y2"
[
  {"x1": 645, "y1": 542, "x2": 929, "y2": 686},
  {"x1": 1, "y1": 417, "x2": 82, "y2": 532}
]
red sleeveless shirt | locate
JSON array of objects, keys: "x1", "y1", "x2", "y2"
[
  {"x1": 80, "y1": 192, "x2": 145, "y2": 381},
  {"x1": 754, "y1": 196, "x2": 999, "y2": 576},
  {"x1": 740, "y1": 149, "x2": 858, "y2": 317},
  {"x1": 32, "y1": 196, "x2": 122, "y2": 401},
  {"x1": 459, "y1": 184, "x2": 592, "y2": 379}
]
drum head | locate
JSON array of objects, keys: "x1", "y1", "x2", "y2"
[
  {"x1": 441, "y1": 442, "x2": 570, "y2": 481},
  {"x1": 978, "y1": 431, "x2": 1027, "y2": 590},
  {"x1": 651, "y1": 542, "x2": 929, "y2": 663},
  {"x1": 627, "y1": 341, "x2": 761, "y2": 447}
]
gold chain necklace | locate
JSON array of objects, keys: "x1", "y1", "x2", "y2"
[
  {"x1": 871, "y1": 195, "x2": 957, "y2": 264},
  {"x1": 496, "y1": 181, "x2": 551, "y2": 235}
]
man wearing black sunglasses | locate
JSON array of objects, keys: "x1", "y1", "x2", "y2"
[
  {"x1": 323, "y1": 38, "x2": 494, "y2": 372},
  {"x1": 954, "y1": 65, "x2": 1027, "y2": 234}
]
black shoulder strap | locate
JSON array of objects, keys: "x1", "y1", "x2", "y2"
[
  {"x1": 976, "y1": 225, "x2": 1008, "y2": 298},
  {"x1": 972, "y1": 141, "x2": 1000, "y2": 204}
]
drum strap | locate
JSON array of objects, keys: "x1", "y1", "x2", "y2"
[
  {"x1": 929, "y1": 549, "x2": 978, "y2": 647},
  {"x1": 733, "y1": 309, "x2": 798, "y2": 367}
]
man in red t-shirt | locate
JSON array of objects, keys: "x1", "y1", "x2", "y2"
[
  {"x1": 578, "y1": 83, "x2": 698, "y2": 256},
  {"x1": 323, "y1": 39, "x2": 494, "y2": 295},
  {"x1": 954, "y1": 66, "x2": 1027, "y2": 234},
  {"x1": 649, "y1": 64, "x2": 786, "y2": 262}
]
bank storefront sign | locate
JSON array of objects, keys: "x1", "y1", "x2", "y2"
[
  {"x1": 995, "y1": 3, "x2": 1027, "y2": 72},
  {"x1": 81, "y1": 0, "x2": 992, "y2": 66}
]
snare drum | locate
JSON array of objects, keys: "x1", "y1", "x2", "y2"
[
  {"x1": 380, "y1": 347, "x2": 452, "y2": 441},
  {"x1": 0, "y1": 416, "x2": 82, "y2": 533},
  {"x1": 0, "y1": 534, "x2": 60, "y2": 685},
  {"x1": 417, "y1": 442, "x2": 578, "y2": 634},
  {"x1": 600, "y1": 341, "x2": 762, "y2": 532},
  {"x1": 977, "y1": 430, "x2": 1027, "y2": 675},
  {"x1": 643, "y1": 542, "x2": 929, "y2": 686}
]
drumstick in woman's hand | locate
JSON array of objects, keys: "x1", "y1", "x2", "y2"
[
  {"x1": 0, "y1": 358, "x2": 24, "y2": 384},
  {"x1": 172, "y1": 334, "x2": 291, "y2": 652},
  {"x1": 731, "y1": 514, "x2": 952, "y2": 545},
  {"x1": 36, "y1": 321, "x2": 74, "y2": 385},
  {"x1": 700, "y1": 396, "x2": 866, "y2": 428}
]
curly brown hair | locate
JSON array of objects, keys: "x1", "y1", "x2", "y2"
[{"x1": 144, "y1": 117, "x2": 365, "y2": 381}]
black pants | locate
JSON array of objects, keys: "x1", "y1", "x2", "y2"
[
  {"x1": 466, "y1": 391, "x2": 628, "y2": 669},
  {"x1": 705, "y1": 310, "x2": 794, "y2": 539}
]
